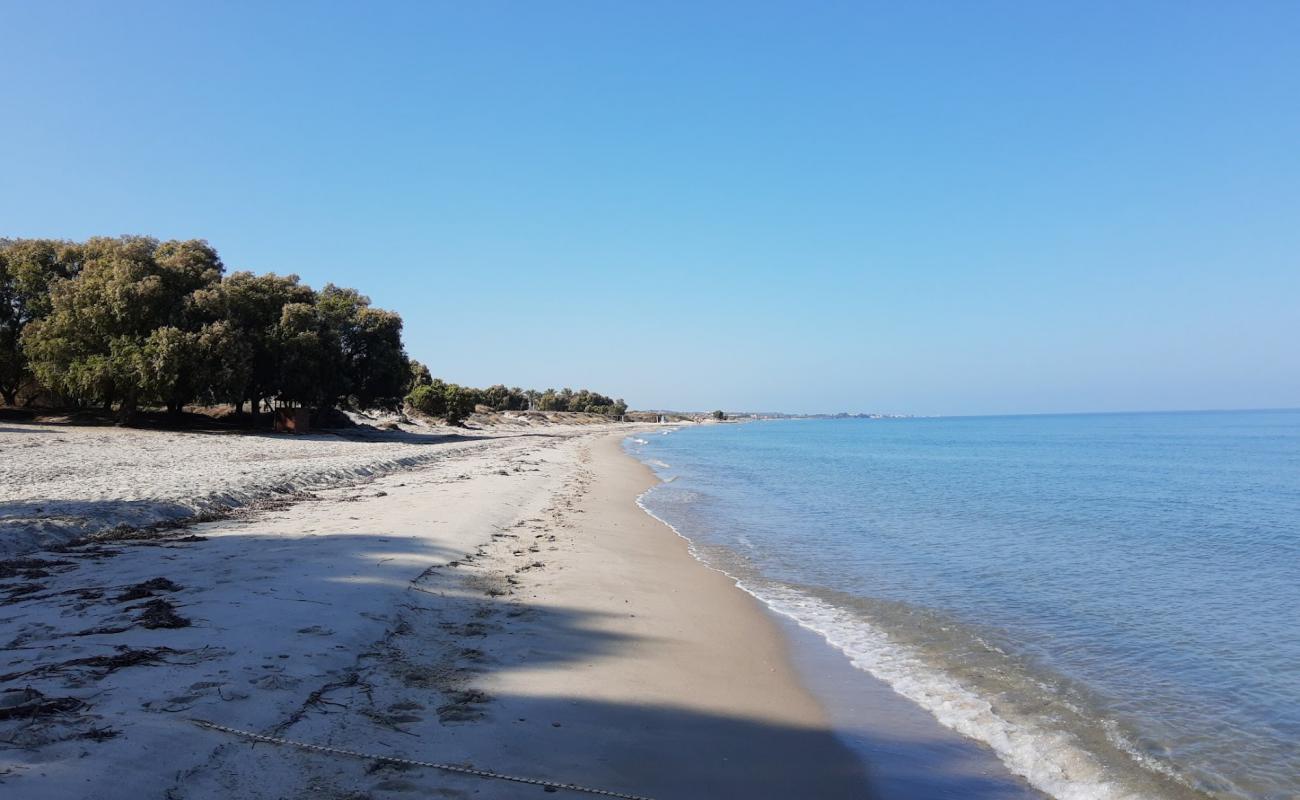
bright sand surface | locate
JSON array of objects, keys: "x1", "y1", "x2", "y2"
[{"x1": 0, "y1": 425, "x2": 871, "y2": 798}]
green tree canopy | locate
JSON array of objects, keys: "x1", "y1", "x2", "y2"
[
  {"x1": 193, "y1": 271, "x2": 315, "y2": 417},
  {"x1": 22, "y1": 236, "x2": 222, "y2": 413},
  {"x1": 0, "y1": 239, "x2": 85, "y2": 404},
  {"x1": 406, "y1": 380, "x2": 625, "y2": 422},
  {"x1": 407, "y1": 359, "x2": 433, "y2": 391},
  {"x1": 4, "y1": 234, "x2": 626, "y2": 433}
]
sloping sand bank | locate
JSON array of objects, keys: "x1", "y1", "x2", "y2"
[
  {"x1": 0, "y1": 422, "x2": 504, "y2": 556},
  {"x1": 0, "y1": 427, "x2": 868, "y2": 798}
]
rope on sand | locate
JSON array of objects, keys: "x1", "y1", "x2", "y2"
[{"x1": 189, "y1": 718, "x2": 656, "y2": 800}]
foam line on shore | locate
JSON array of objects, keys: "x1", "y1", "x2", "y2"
[{"x1": 630, "y1": 478, "x2": 1165, "y2": 800}]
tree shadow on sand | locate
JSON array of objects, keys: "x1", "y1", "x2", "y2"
[{"x1": 0, "y1": 522, "x2": 1038, "y2": 800}]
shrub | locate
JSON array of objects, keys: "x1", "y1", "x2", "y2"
[
  {"x1": 405, "y1": 382, "x2": 447, "y2": 418},
  {"x1": 443, "y1": 384, "x2": 475, "y2": 426}
]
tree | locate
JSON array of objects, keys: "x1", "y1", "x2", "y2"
[
  {"x1": 138, "y1": 326, "x2": 218, "y2": 416},
  {"x1": 405, "y1": 382, "x2": 446, "y2": 418},
  {"x1": 537, "y1": 388, "x2": 563, "y2": 411},
  {"x1": 442, "y1": 383, "x2": 475, "y2": 425},
  {"x1": 275, "y1": 301, "x2": 338, "y2": 411},
  {"x1": 6, "y1": 234, "x2": 422, "y2": 425},
  {"x1": 196, "y1": 320, "x2": 252, "y2": 408},
  {"x1": 22, "y1": 237, "x2": 222, "y2": 416},
  {"x1": 0, "y1": 239, "x2": 84, "y2": 405},
  {"x1": 348, "y1": 306, "x2": 408, "y2": 408},
  {"x1": 407, "y1": 360, "x2": 432, "y2": 391},
  {"x1": 712, "y1": 409, "x2": 726, "y2": 420},
  {"x1": 481, "y1": 384, "x2": 511, "y2": 410},
  {"x1": 194, "y1": 271, "x2": 314, "y2": 420},
  {"x1": 404, "y1": 378, "x2": 472, "y2": 425},
  {"x1": 403, "y1": 374, "x2": 628, "y2": 424},
  {"x1": 585, "y1": 398, "x2": 628, "y2": 417},
  {"x1": 476, "y1": 384, "x2": 529, "y2": 411},
  {"x1": 313, "y1": 284, "x2": 409, "y2": 410}
]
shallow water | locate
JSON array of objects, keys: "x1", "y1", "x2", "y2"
[{"x1": 627, "y1": 411, "x2": 1300, "y2": 800}]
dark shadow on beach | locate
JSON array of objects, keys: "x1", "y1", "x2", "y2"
[
  {"x1": 0, "y1": 409, "x2": 621, "y2": 446},
  {"x1": 0, "y1": 520, "x2": 1036, "y2": 800},
  {"x1": 0, "y1": 423, "x2": 56, "y2": 434},
  {"x1": 0, "y1": 499, "x2": 194, "y2": 522}
]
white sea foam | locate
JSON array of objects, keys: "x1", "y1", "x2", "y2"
[
  {"x1": 633, "y1": 487, "x2": 1147, "y2": 800},
  {"x1": 636, "y1": 492, "x2": 709, "y2": 562},
  {"x1": 1102, "y1": 719, "x2": 1190, "y2": 786},
  {"x1": 747, "y1": 583, "x2": 1143, "y2": 800}
]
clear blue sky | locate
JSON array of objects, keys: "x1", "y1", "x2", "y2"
[{"x1": 2, "y1": 1, "x2": 1297, "y2": 415}]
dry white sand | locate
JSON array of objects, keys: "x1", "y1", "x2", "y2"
[
  {"x1": 0, "y1": 424, "x2": 869, "y2": 799},
  {"x1": 0, "y1": 420, "x2": 594, "y2": 556}
]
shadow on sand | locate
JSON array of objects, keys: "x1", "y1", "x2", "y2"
[{"x1": 0, "y1": 514, "x2": 1037, "y2": 800}]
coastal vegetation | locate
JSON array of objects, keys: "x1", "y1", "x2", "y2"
[
  {"x1": 403, "y1": 367, "x2": 627, "y2": 425},
  {"x1": 0, "y1": 236, "x2": 627, "y2": 426}
]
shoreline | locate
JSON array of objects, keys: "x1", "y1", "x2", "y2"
[
  {"x1": 499, "y1": 431, "x2": 873, "y2": 797},
  {"x1": 625, "y1": 434, "x2": 1048, "y2": 800},
  {"x1": 624, "y1": 421, "x2": 1248, "y2": 800}
]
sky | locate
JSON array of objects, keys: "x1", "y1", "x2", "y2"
[{"x1": 2, "y1": 1, "x2": 1297, "y2": 416}]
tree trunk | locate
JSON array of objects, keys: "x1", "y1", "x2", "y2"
[
  {"x1": 166, "y1": 399, "x2": 182, "y2": 418},
  {"x1": 116, "y1": 397, "x2": 137, "y2": 425},
  {"x1": 251, "y1": 394, "x2": 262, "y2": 427},
  {"x1": 0, "y1": 386, "x2": 15, "y2": 407}
]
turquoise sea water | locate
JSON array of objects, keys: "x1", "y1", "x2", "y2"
[{"x1": 626, "y1": 411, "x2": 1299, "y2": 800}]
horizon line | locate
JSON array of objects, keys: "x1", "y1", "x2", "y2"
[{"x1": 702, "y1": 406, "x2": 1300, "y2": 420}]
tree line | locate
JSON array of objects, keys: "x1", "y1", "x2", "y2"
[
  {"x1": 0, "y1": 236, "x2": 628, "y2": 426},
  {"x1": 404, "y1": 364, "x2": 627, "y2": 426},
  {"x1": 0, "y1": 236, "x2": 408, "y2": 421}
]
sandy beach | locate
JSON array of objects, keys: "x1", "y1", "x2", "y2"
[{"x1": 0, "y1": 423, "x2": 870, "y2": 799}]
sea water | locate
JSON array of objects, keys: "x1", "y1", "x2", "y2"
[{"x1": 626, "y1": 411, "x2": 1299, "y2": 800}]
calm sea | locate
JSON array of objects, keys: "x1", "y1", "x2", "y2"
[{"x1": 626, "y1": 411, "x2": 1299, "y2": 800}]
